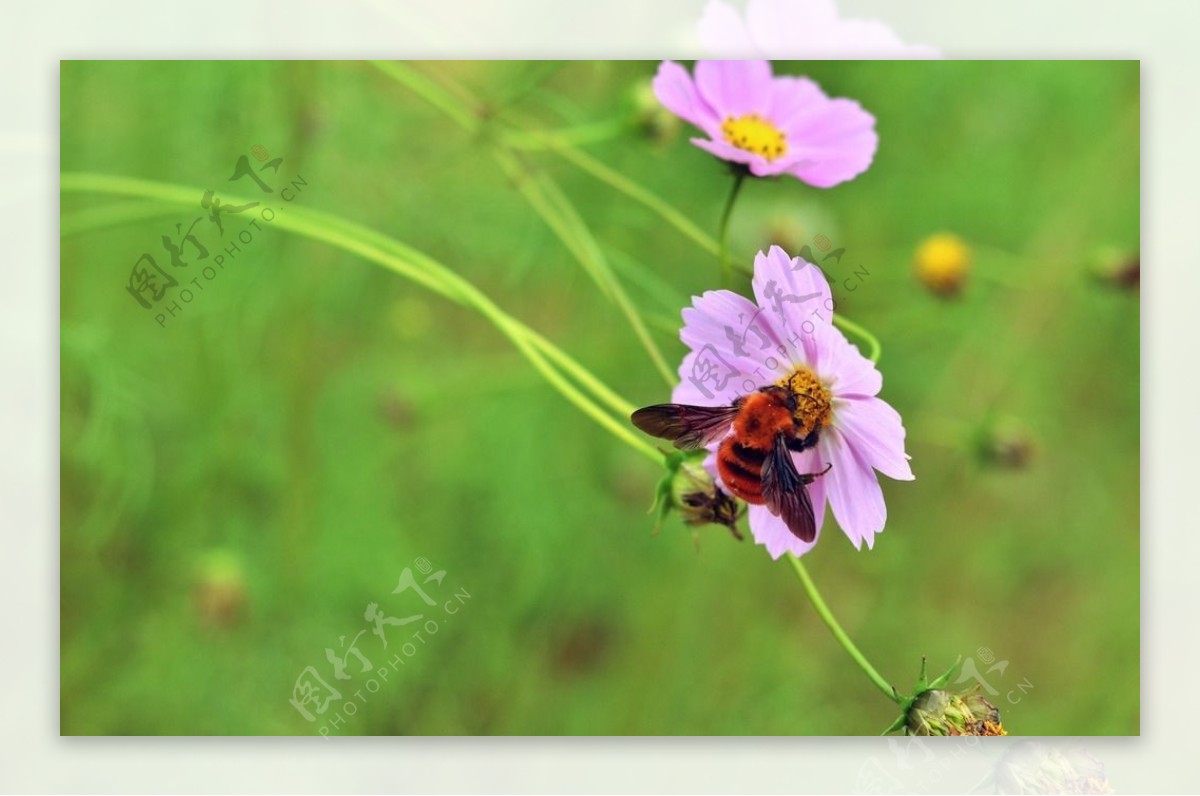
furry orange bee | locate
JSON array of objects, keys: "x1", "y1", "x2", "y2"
[{"x1": 631, "y1": 384, "x2": 831, "y2": 542}]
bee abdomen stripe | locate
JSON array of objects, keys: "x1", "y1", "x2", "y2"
[
  {"x1": 732, "y1": 443, "x2": 767, "y2": 466},
  {"x1": 721, "y1": 457, "x2": 760, "y2": 482}
]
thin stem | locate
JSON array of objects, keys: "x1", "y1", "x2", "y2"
[
  {"x1": 369, "y1": 60, "x2": 478, "y2": 133},
  {"x1": 526, "y1": 132, "x2": 721, "y2": 258},
  {"x1": 59, "y1": 200, "x2": 181, "y2": 237},
  {"x1": 61, "y1": 172, "x2": 659, "y2": 463},
  {"x1": 787, "y1": 553, "x2": 901, "y2": 705},
  {"x1": 491, "y1": 148, "x2": 675, "y2": 386},
  {"x1": 717, "y1": 170, "x2": 747, "y2": 288},
  {"x1": 833, "y1": 314, "x2": 883, "y2": 363},
  {"x1": 501, "y1": 119, "x2": 627, "y2": 151},
  {"x1": 369, "y1": 62, "x2": 721, "y2": 260}
]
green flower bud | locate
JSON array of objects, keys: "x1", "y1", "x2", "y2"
[
  {"x1": 978, "y1": 416, "x2": 1036, "y2": 469},
  {"x1": 193, "y1": 549, "x2": 247, "y2": 629},
  {"x1": 673, "y1": 458, "x2": 743, "y2": 538},
  {"x1": 1088, "y1": 246, "x2": 1139, "y2": 291},
  {"x1": 630, "y1": 79, "x2": 681, "y2": 145},
  {"x1": 652, "y1": 453, "x2": 745, "y2": 541},
  {"x1": 906, "y1": 687, "x2": 1007, "y2": 736}
]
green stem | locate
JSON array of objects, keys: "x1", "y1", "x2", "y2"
[
  {"x1": 787, "y1": 553, "x2": 901, "y2": 705},
  {"x1": 717, "y1": 170, "x2": 747, "y2": 288},
  {"x1": 61, "y1": 172, "x2": 659, "y2": 463},
  {"x1": 526, "y1": 133, "x2": 721, "y2": 258},
  {"x1": 369, "y1": 60, "x2": 478, "y2": 133},
  {"x1": 59, "y1": 200, "x2": 182, "y2": 237},
  {"x1": 833, "y1": 314, "x2": 883, "y2": 363},
  {"x1": 491, "y1": 147, "x2": 675, "y2": 387},
  {"x1": 370, "y1": 61, "x2": 720, "y2": 260},
  {"x1": 501, "y1": 119, "x2": 627, "y2": 151}
]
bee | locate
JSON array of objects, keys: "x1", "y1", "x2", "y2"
[{"x1": 631, "y1": 385, "x2": 831, "y2": 542}]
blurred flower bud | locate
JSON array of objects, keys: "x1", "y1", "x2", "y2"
[
  {"x1": 763, "y1": 214, "x2": 808, "y2": 256},
  {"x1": 978, "y1": 417, "x2": 1037, "y2": 469},
  {"x1": 194, "y1": 549, "x2": 247, "y2": 629},
  {"x1": 630, "y1": 79, "x2": 681, "y2": 145},
  {"x1": 914, "y1": 233, "x2": 971, "y2": 297},
  {"x1": 1089, "y1": 246, "x2": 1139, "y2": 291},
  {"x1": 993, "y1": 742, "x2": 1114, "y2": 794},
  {"x1": 906, "y1": 687, "x2": 1007, "y2": 736},
  {"x1": 672, "y1": 458, "x2": 744, "y2": 538},
  {"x1": 653, "y1": 454, "x2": 744, "y2": 540}
]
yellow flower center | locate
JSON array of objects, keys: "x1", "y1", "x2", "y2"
[
  {"x1": 721, "y1": 114, "x2": 787, "y2": 161},
  {"x1": 777, "y1": 367, "x2": 832, "y2": 438}
]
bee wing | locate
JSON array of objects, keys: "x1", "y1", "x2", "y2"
[
  {"x1": 630, "y1": 401, "x2": 740, "y2": 450},
  {"x1": 761, "y1": 434, "x2": 817, "y2": 543}
]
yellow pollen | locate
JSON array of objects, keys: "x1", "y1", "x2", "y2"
[
  {"x1": 979, "y1": 720, "x2": 1008, "y2": 736},
  {"x1": 720, "y1": 114, "x2": 787, "y2": 161},
  {"x1": 777, "y1": 367, "x2": 832, "y2": 438}
]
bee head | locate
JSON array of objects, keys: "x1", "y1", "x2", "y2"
[{"x1": 759, "y1": 384, "x2": 797, "y2": 412}]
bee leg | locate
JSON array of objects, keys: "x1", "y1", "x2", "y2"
[
  {"x1": 787, "y1": 431, "x2": 821, "y2": 452},
  {"x1": 799, "y1": 462, "x2": 833, "y2": 485}
]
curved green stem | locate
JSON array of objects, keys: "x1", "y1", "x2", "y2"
[
  {"x1": 833, "y1": 314, "x2": 883, "y2": 363},
  {"x1": 527, "y1": 134, "x2": 721, "y2": 258},
  {"x1": 369, "y1": 60, "x2": 478, "y2": 132},
  {"x1": 501, "y1": 119, "x2": 627, "y2": 151},
  {"x1": 61, "y1": 172, "x2": 659, "y2": 463},
  {"x1": 787, "y1": 553, "x2": 901, "y2": 705},
  {"x1": 716, "y1": 171, "x2": 747, "y2": 288},
  {"x1": 370, "y1": 61, "x2": 721, "y2": 260},
  {"x1": 59, "y1": 200, "x2": 182, "y2": 237},
  {"x1": 491, "y1": 148, "x2": 675, "y2": 386}
]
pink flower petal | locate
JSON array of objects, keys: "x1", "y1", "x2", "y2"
[
  {"x1": 751, "y1": 245, "x2": 834, "y2": 367},
  {"x1": 691, "y1": 136, "x2": 804, "y2": 179},
  {"x1": 652, "y1": 61, "x2": 719, "y2": 132},
  {"x1": 694, "y1": 60, "x2": 773, "y2": 118},
  {"x1": 768, "y1": 76, "x2": 825, "y2": 128},
  {"x1": 783, "y1": 97, "x2": 878, "y2": 188},
  {"x1": 746, "y1": 445, "x2": 828, "y2": 558},
  {"x1": 690, "y1": 136, "x2": 760, "y2": 168},
  {"x1": 672, "y1": 288, "x2": 788, "y2": 406},
  {"x1": 748, "y1": 505, "x2": 818, "y2": 559},
  {"x1": 820, "y1": 426, "x2": 887, "y2": 549},
  {"x1": 808, "y1": 320, "x2": 882, "y2": 398},
  {"x1": 834, "y1": 396, "x2": 914, "y2": 481}
]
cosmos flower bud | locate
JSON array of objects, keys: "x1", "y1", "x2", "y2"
[
  {"x1": 193, "y1": 549, "x2": 247, "y2": 629},
  {"x1": 1089, "y1": 246, "x2": 1139, "y2": 291},
  {"x1": 672, "y1": 457, "x2": 744, "y2": 538},
  {"x1": 905, "y1": 687, "x2": 1007, "y2": 736},
  {"x1": 978, "y1": 416, "x2": 1036, "y2": 469},
  {"x1": 914, "y1": 232, "x2": 971, "y2": 297},
  {"x1": 630, "y1": 79, "x2": 681, "y2": 145},
  {"x1": 651, "y1": 452, "x2": 744, "y2": 540},
  {"x1": 760, "y1": 214, "x2": 808, "y2": 257}
]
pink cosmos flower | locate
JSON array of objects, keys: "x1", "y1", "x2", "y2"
[
  {"x1": 652, "y1": 59, "x2": 878, "y2": 188},
  {"x1": 671, "y1": 246, "x2": 913, "y2": 558}
]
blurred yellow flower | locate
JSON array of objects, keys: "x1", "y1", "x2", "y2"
[{"x1": 914, "y1": 232, "x2": 971, "y2": 297}]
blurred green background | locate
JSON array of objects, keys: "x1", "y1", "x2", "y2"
[{"x1": 60, "y1": 60, "x2": 1139, "y2": 735}]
